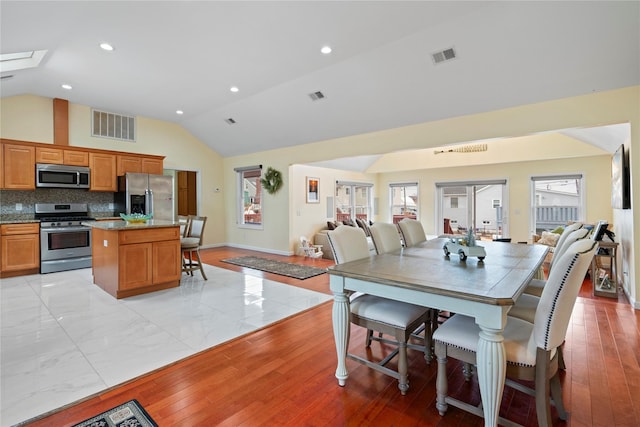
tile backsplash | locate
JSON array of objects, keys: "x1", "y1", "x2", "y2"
[{"x1": 0, "y1": 189, "x2": 115, "y2": 216}]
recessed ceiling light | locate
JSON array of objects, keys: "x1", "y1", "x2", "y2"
[
  {"x1": 176, "y1": 110, "x2": 184, "y2": 115},
  {"x1": 321, "y1": 46, "x2": 332, "y2": 54},
  {"x1": 61, "y1": 84, "x2": 72, "y2": 90},
  {"x1": 230, "y1": 86, "x2": 239, "y2": 93},
  {"x1": 100, "y1": 43, "x2": 114, "y2": 51}
]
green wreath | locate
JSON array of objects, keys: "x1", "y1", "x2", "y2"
[{"x1": 260, "y1": 167, "x2": 283, "y2": 195}]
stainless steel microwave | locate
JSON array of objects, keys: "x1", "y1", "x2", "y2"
[{"x1": 36, "y1": 163, "x2": 91, "y2": 189}]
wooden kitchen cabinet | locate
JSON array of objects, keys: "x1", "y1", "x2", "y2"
[
  {"x1": 117, "y1": 155, "x2": 142, "y2": 175},
  {"x1": 117, "y1": 155, "x2": 164, "y2": 176},
  {"x1": 3, "y1": 143, "x2": 35, "y2": 189},
  {"x1": 90, "y1": 223, "x2": 181, "y2": 298},
  {"x1": 63, "y1": 150, "x2": 89, "y2": 166},
  {"x1": 36, "y1": 146, "x2": 89, "y2": 166},
  {"x1": 142, "y1": 157, "x2": 163, "y2": 174},
  {"x1": 1, "y1": 223, "x2": 40, "y2": 277},
  {"x1": 36, "y1": 146, "x2": 64, "y2": 164},
  {"x1": 89, "y1": 152, "x2": 117, "y2": 191}
]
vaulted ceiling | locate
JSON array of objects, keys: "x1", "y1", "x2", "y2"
[{"x1": 1, "y1": 1, "x2": 638, "y2": 159}]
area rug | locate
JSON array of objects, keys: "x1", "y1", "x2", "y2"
[
  {"x1": 72, "y1": 399, "x2": 157, "y2": 427},
  {"x1": 221, "y1": 256, "x2": 327, "y2": 280}
]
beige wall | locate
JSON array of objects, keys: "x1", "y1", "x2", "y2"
[
  {"x1": 224, "y1": 86, "x2": 639, "y2": 308},
  {"x1": 2, "y1": 87, "x2": 638, "y2": 308},
  {"x1": 1, "y1": 95, "x2": 226, "y2": 246},
  {"x1": 376, "y1": 155, "x2": 612, "y2": 242}
]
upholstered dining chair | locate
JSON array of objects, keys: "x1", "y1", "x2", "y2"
[
  {"x1": 525, "y1": 226, "x2": 589, "y2": 297},
  {"x1": 369, "y1": 222, "x2": 403, "y2": 255},
  {"x1": 181, "y1": 215, "x2": 207, "y2": 280},
  {"x1": 433, "y1": 239, "x2": 597, "y2": 426},
  {"x1": 327, "y1": 225, "x2": 432, "y2": 395},
  {"x1": 397, "y1": 218, "x2": 427, "y2": 247},
  {"x1": 369, "y1": 221, "x2": 439, "y2": 353}
]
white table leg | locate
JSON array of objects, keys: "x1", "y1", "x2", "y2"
[
  {"x1": 332, "y1": 291, "x2": 350, "y2": 386},
  {"x1": 477, "y1": 325, "x2": 506, "y2": 427}
]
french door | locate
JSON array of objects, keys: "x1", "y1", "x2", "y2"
[{"x1": 436, "y1": 179, "x2": 508, "y2": 240}]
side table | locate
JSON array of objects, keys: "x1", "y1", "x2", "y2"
[{"x1": 592, "y1": 241, "x2": 619, "y2": 298}]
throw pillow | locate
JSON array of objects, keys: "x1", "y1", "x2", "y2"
[{"x1": 538, "y1": 231, "x2": 560, "y2": 247}]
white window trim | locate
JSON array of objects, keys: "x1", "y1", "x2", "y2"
[
  {"x1": 236, "y1": 165, "x2": 264, "y2": 230},
  {"x1": 529, "y1": 172, "x2": 585, "y2": 237},
  {"x1": 435, "y1": 179, "x2": 510, "y2": 237}
]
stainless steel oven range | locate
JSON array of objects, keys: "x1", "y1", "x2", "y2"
[{"x1": 35, "y1": 203, "x2": 94, "y2": 274}]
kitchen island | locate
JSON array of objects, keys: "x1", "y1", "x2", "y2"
[{"x1": 83, "y1": 220, "x2": 182, "y2": 298}]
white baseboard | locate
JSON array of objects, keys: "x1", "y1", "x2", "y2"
[{"x1": 217, "y1": 243, "x2": 294, "y2": 257}]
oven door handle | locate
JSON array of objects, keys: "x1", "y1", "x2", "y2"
[{"x1": 41, "y1": 226, "x2": 91, "y2": 233}]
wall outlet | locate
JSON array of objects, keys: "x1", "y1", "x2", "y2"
[
  {"x1": 15, "y1": 203, "x2": 22, "y2": 211},
  {"x1": 108, "y1": 203, "x2": 115, "y2": 210},
  {"x1": 103, "y1": 240, "x2": 108, "y2": 247}
]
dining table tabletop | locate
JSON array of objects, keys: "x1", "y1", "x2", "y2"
[{"x1": 327, "y1": 236, "x2": 549, "y2": 427}]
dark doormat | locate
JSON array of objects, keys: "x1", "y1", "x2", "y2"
[
  {"x1": 222, "y1": 256, "x2": 327, "y2": 280},
  {"x1": 71, "y1": 399, "x2": 157, "y2": 427}
]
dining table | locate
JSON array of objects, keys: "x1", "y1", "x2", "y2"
[{"x1": 327, "y1": 237, "x2": 549, "y2": 427}]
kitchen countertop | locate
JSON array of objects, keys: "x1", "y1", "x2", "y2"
[
  {"x1": 82, "y1": 220, "x2": 180, "y2": 230},
  {"x1": 0, "y1": 214, "x2": 39, "y2": 224}
]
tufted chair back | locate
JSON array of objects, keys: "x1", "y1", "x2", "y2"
[{"x1": 532, "y1": 239, "x2": 597, "y2": 352}]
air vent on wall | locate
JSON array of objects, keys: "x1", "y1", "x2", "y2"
[
  {"x1": 225, "y1": 118, "x2": 236, "y2": 125},
  {"x1": 432, "y1": 47, "x2": 456, "y2": 64},
  {"x1": 308, "y1": 91, "x2": 325, "y2": 101},
  {"x1": 91, "y1": 109, "x2": 136, "y2": 142}
]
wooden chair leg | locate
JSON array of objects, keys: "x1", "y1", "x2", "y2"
[
  {"x1": 535, "y1": 348, "x2": 553, "y2": 427},
  {"x1": 550, "y1": 374, "x2": 567, "y2": 420},
  {"x1": 435, "y1": 342, "x2": 449, "y2": 416},
  {"x1": 397, "y1": 342, "x2": 409, "y2": 395},
  {"x1": 365, "y1": 329, "x2": 374, "y2": 347},
  {"x1": 195, "y1": 248, "x2": 207, "y2": 280}
]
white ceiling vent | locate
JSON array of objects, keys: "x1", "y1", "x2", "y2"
[
  {"x1": 432, "y1": 47, "x2": 456, "y2": 64},
  {"x1": 225, "y1": 118, "x2": 236, "y2": 125},
  {"x1": 91, "y1": 109, "x2": 135, "y2": 142},
  {"x1": 308, "y1": 91, "x2": 325, "y2": 101}
]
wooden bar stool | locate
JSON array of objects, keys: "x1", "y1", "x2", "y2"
[{"x1": 181, "y1": 215, "x2": 207, "y2": 280}]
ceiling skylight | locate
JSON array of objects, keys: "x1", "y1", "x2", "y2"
[{"x1": 0, "y1": 50, "x2": 47, "y2": 72}]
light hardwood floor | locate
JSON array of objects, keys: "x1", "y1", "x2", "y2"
[{"x1": 22, "y1": 247, "x2": 640, "y2": 426}]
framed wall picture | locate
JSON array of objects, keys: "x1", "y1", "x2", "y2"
[{"x1": 306, "y1": 177, "x2": 320, "y2": 203}]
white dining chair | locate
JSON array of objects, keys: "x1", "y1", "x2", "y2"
[
  {"x1": 397, "y1": 218, "x2": 427, "y2": 247},
  {"x1": 525, "y1": 226, "x2": 589, "y2": 297},
  {"x1": 327, "y1": 225, "x2": 433, "y2": 395},
  {"x1": 433, "y1": 239, "x2": 597, "y2": 426}
]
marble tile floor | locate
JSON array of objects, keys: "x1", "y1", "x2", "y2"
[{"x1": 0, "y1": 265, "x2": 332, "y2": 427}]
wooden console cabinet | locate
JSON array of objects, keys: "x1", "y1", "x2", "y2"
[{"x1": 88, "y1": 221, "x2": 181, "y2": 298}]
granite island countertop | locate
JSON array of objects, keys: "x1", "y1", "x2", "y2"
[{"x1": 82, "y1": 219, "x2": 180, "y2": 230}]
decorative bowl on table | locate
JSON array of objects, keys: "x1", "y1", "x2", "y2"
[{"x1": 120, "y1": 213, "x2": 152, "y2": 223}]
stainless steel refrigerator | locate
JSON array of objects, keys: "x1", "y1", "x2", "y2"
[{"x1": 115, "y1": 173, "x2": 175, "y2": 221}]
